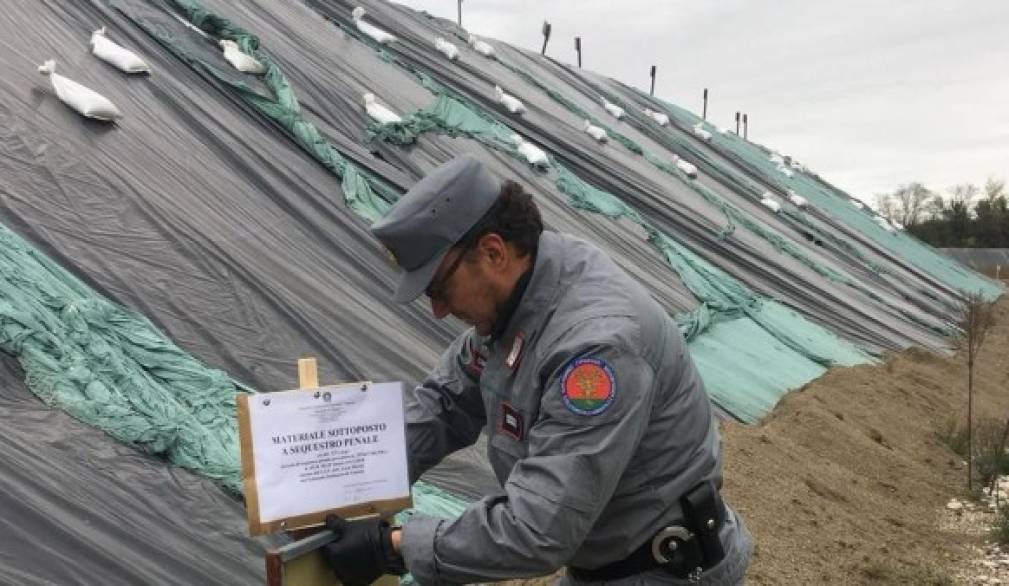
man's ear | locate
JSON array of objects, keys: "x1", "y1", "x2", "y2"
[{"x1": 479, "y1": 234, "x2": 508, "y2": 266}]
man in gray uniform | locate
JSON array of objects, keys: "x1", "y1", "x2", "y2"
[{"x1": 323, "y1": 155, "x2": 753, "y2": 585}]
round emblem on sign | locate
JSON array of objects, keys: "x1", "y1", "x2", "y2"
[{"x1": 560, "y1": 357, "x2": 616, "y2": 416}]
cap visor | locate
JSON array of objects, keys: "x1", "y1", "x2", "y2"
[{"x1": 392, "y1": 248, "x2": 449, "y2": 303}]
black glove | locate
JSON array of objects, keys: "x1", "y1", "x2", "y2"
[{"x1": 323, "y1": 514, "x2": 406, "y2": 586}]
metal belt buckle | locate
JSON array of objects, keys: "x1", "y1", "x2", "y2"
[{"x1": 650, "y1": 525, "x2": 694, "y2": 564}]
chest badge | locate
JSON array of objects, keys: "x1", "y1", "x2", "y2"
[
  {"x1": 561, "y1": 357, "x2": 617, "y2": 416},
  {"x1": 500, "y1": 402, "x2": 524, "y2": 440},
  {"x1": 505, "y1": 331, "x2": 525, "y2": 370}
]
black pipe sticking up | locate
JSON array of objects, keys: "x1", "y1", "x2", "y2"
[
  {"x1": 457, "y1": 0, "x2": 462, "y2": 26},
  {"x1": 735, "y1": 111, "x2": 740, "y2": 135},
  {"x1": 541, "y1": 21, "x2": 551, "y2": 56},
  {"x1": 703, "y1": 88, "x2": 708, "y2": 120},
  {"x1": 575, "y1": 37, "x2": 581, "y2": 68},
  {"x1": 743, "y1": 113, "x2": 748, "y2": 140},
  {"x1": 649, "y1": 65, "x2": 656, "y2": 96}
]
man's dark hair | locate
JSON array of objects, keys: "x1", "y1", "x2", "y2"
[{"x1": 461, "y1": 180, "x2": 543, "y2": 257}]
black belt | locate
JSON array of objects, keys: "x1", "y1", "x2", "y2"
[{"x1": 569, "y1": 483, "x2": 728, "y2": 582}]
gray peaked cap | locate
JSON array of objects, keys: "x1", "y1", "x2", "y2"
[{"x1": 370, "y1": 155, "x2": 501, "y2": 303}]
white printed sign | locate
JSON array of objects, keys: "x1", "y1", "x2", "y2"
[{"x1": 237, "y1": 382, "x2": 411, "y2": 535}]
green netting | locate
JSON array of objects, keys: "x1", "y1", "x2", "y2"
[
  {"x1": 125, "y1": 0, "x2": 398, "y2": 223},
  {"x1": 366, "y1": 94, "x2": 516, "y2": 152},
  {"x1": 0, "y1": 223, "x2": 249, "y2": 493},
  {"x1": 628, "y1": 84, "x2": 1005, "y2": 301},
  {"x1": 0, "y1": 212, "x2": 470, "y2": 521},
  {"x1": 551, "y1": 165, "x2": 876, "y2": 376},
  {"x1": 497, "y1": 62, "x2": 644, "y2": 155},
  {"x1": 122, "y1": 0, "x2": 473, "y2": 515},
  {"x1": 468, "y1": 63, "x2": 876, "y2": 295},
  {"x1": 688, "y1": 306, "x2": 829, "y2": 423},
  {"x1": 400, "y1": 482, "x2": 468, "y2": 521},
  {"x1": 337, "y1": 23, "x2": 875, "y2": 381}
]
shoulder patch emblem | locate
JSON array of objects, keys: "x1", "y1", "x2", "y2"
[{"x1": 560, "y1": 357, "x2": 616, "y2": 416}]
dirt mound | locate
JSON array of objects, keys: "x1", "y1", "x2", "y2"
[{"x1": 722, "y1": 295, "x2": 1009, "y2": 584}]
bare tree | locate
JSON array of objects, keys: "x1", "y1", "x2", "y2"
[
  {"x1": 892, "y1": 182, "x2": 933, "y2": 226},
  {"x1": 874, "y1": 193, "x2": 897, "y2": 222},
  {"x1": 948, "y1": 183, "x2": 981, "y2": 210},
  {"x1": 985, "y1": 177, "x2": 1006, "y2": 203},
  {"x1": 952, "y1": 291, "x2": 996, "y2": 492}
]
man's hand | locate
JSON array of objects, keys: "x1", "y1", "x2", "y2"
[{"x1": 323, "y1": 514, "x2": 406, "y2": 586}]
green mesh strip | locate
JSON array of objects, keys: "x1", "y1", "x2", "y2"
[
  {"x1": 552, "y1": 166, "x2": 875, "y2": 373},
  {"x1": 106, "y1": 0, "x2": 478, "y2": 514},
  {"x1": 0, "y1": 223, "x2": 250, "y2": 493},
  {"x1": 497, "y1": 62, "x2": 644, "y2": 155},
  {"x1": 625, "y1": 84, "x2": 1004, "y2": 300},
  {"x1": 612, "y1": 81, "x2": 893, "y2": 276},
  {"x1": 688, "y1": 304, "x2": 829, "y2": 424},
  {"x1": 336, "y1": 28, "x2": 874, "y2": 374},
  {"x1": 366, "y1": 94, "x2": 516, "y2": 152},
  {"x1": 125, "y1": 0, "x2": 397, "y2": 223},
  {"x1": 399, "y1": 482, "x2": 469, "y2": 522},
  {"x1": 488, "y1": 65, "x2": 865, "y2": 290}
]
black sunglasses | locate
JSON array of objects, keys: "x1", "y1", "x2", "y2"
[{"x1": 425, "y1": 243, "x2": 472, "y2": 302}]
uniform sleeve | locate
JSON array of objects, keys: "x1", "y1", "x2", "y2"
[
  {"x1": 401, "y1": 336, "x2": 655, "y2": 584},
  {"x1": 405, "y1": 329, "x2": 488, "y2": 483}
]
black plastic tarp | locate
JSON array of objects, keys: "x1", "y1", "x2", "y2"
[
  {"x1": 0, "y1": 352, "x2": 275, "y2": 585},
  {"x1": 0, "y1": 0, "x2": 1001, "y2": 583}
]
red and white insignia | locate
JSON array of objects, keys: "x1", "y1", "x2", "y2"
[
  {"x1": 500, "y1": 402, "x2": 523, "y2": 440},
  {"x1": 505, "y1": 332, "x2": 525, "y2": 370}
]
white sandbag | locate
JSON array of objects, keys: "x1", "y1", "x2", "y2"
[
  {"x1": 583, "y1": 120, "x2": 608, "y2": 143},
  {"x1": 788, "y1": 158, "x2": 807, "y2": 171},
  {"x1": 468, "y1": 35, "x2": 496, "y2": 59},
  {"x1": 363, "y1": 93, "x2": 402, "y2": 124},
  {"x1": 511, "y1": 134, "x2": 549, "y2": 168},
  {"x1": 644, "y1": 108, "x2": 669, "y2": 126},
  {"x1": 602, "y1": 99, "x2": 625, "y2": 120},
  {"x1": 434, "y1": 37, "x2": 459, "y2": 60},
  {"x1": 849, "y1": 199, "x2": 865, "y2": 210},
  {"x1": 874, "y1": 216, "x2": 895, "y2": 232},
  {"x1": 671, "y1": 155, "x2": 697, "y2": 178},
  {"x1": 692, "y1": 122, "x2": 712, "y2": 141},
  {"x1": 352, "y1": 7, "x2": 397, "y2": 45},
  {"x1": 90, "y1": 27, "x2": 150, "y2": 74},
  {"x1": 220, "y1": 40, "x2": 265, "y2": 74},
  {"x1": 776, "y1": 164, "x2": 794, "y2": 178},
  {"x1": 717, "y1": 126, "x2": 731, "y2": 135},
  {"x1": 495, "y1": 85, "x2": 526, "y2": 115},
  {"x1": 37, "y1": 60, "x2": 122, "y2": 121},
  {"x1": 768, "y1": 152, "x2": 784, "y2": 165},
  {"x1": 892, "y1": 220, "x2": 905, "y2": 231},
  {"x1": 787, "y1": 190, "x2": 808, "y2": 208},
  {"x1": 760, "y1": 194, "x2": 781, "y2": 213}
]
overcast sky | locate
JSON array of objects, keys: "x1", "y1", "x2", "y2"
[{"x1": 399, "y1": 0, "x2": 1009, "y2": 204}]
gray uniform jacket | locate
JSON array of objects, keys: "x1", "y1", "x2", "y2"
[{"x1": 400, "y1": 231, "x2": 752, "y2": 584}]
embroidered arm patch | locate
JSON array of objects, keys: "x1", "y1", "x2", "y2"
[{"x1": 560, "y1": 357, "x2": 617, "y2": 416}]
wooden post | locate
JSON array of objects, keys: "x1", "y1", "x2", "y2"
[
  {"x1": 541, "y1": 21, "x2": 552, "y2": 56},
  {"x1": 298, "y1": 358, "x2": 319, "y2": 389}
]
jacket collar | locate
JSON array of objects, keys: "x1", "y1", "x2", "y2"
[{"x1": 490, "y1": 231, "x2": 563, "y2": 351}]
